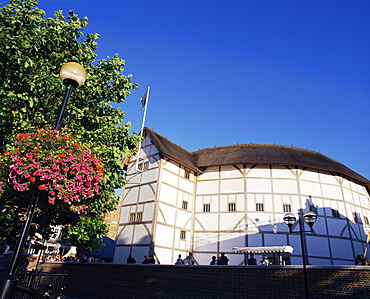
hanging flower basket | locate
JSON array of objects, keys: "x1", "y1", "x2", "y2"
[{"x1": 0, "y1": 127, "x2": 104, "y2": 213}]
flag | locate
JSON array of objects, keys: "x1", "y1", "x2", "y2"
[{"x1": 140, "y1": 90, "x2": 148, "y2": 110}]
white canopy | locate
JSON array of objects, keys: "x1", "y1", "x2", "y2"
[{"x1": 232, "y1": 245, "x2": 294, "y2": 254}]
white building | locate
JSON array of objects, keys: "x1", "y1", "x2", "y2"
[{"x1": 114, "y1": 128, "x2": 370, "y2": 265}]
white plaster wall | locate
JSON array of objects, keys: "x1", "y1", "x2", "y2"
[
  {"x1": 155, "y1": 224, "x2": 174, "y2": 247},
  {"x1": 272, "y1": 179, "x2": 298, "y2": 194},
  {"x1": 158, "y1": 184, "x2": 177, "y2": 205},
  {"x1": 115, "y1": 225, "x2": 133, "y2": 245},
  {"x1": 163, "y1": 160, "x2": 180, "y2": 174},
  {"x1": 179, "y1": 177, "x2": 193, "y2": 192},
  {"x1": 220, "y1": 178, "x2": 244, "y2": 193},
  {"x1": 271, "y1": 166, "x2": 297, "y2": 179},
  {"x1": 161, "y1": 170, "x2": 178, "y2": 187},
  {"x1": 300, "y1": 181, "x2": 321, "y2": 197},
  {"x1": 195, "y1": 214, "x2": 219, "y2": 231},
  {"x1": 247, "y1": 166, "x2": 270, "y2": 178},
  {"x1": 220, "y1": 165, "x2": 243, "y2": 179},
  {"x1": 175, "y1": 210, "x2": 192, "y2": 229},
  {"x1": 132, "y1": 225, "x2": 152, "y2": 244},
  {"x1": 197, "y1": 167, "x2": 218, "y2": 180},
  {"x1": 139, "y1": 183, "x2": 156, "y2": 202},
  {"x1": 220, "y1": 213, "x2": 244, "y2": 230},
  {"x1": 246, "y1": 178, "x2": 272, "y2": 193},
  {"x1": 194, "y1": 232, "x2": 218, "y2": 251},
  {"x1": 157, "y1": 204, "x2": 176, "y2": 224},
  {"x1": 197, "y1": 180, "x2": 219, "y2": 194}
]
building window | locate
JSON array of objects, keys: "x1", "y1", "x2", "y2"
[
  {"x1": 332, "y1": 209, "x2": 340, "y2": 218},
  {"x1": 138, "y1": 161, "x2": 149, "y2": 171},
  {"x1": 180, "y1": 230, "x2": 186, "y2": 240},
  {"x1": 129, "y1": 213, "x2": 136, "y2": 222},
  {"x1": 130, "y1": 212, "x2": 142, "y2": 222},
  {"x1": 256, "y1": 203, "x2": 264, "y2": 212},
  {"x1": 283, "y1": 204, "x2": 291, "y2": 213},
  {"x1": 182, "y1": 201, "x2": 188, "y2": 210},
  {"x1": 109, "y1": 233, "x2": 116, "y2": 237},
  {"x1": 110, "y1": 226, "x2": 117, "y2": 231},
  {"x1": 184, "y1": 170, "x2": 190, "y2": 179},
  {"x1": 364, "y1": 216, "x2": 369, "y2": 225},
  {"x1": 203, "y1": 204, "x2": 210, "y2": 212},
  {"x1": 228, "y1": 203, "x2": 236, "y2": 212},
  {"x1": 136, "y1": 212, "x2": 143, "y2": 222}
]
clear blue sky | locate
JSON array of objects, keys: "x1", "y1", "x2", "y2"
[{"x1": 6, "y1": 0, "x2": 370, "y2": 179}]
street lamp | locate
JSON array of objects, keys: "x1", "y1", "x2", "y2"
[
  {"x1": 55, "y1": 62, "x2": 86, "y2": 131},
  {"x1": 283, "y1": 211, "x2": 317, "y2": 299},
  {"x1": 0, "y1": 62, "x2": 86, "y2": 299}
]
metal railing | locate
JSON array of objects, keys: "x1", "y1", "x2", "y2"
[{"x1": 13, "y1": 271, "x2": 67, "y2": 299}]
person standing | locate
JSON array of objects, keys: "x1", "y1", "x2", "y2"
[
  {"x1": 175, "y1": 254, "x2": 184, "y2": 265},
  {"x1": 247, "y1": 253, "x2": 257, "y2": 265},
  {"x1": 210, "y1": 256, "x2": 217, "y2": 265},
  {"x1": 220, "y1": 252, "x2": 229, "y2": 265},
  {"x1": 260, "y1": 256, "x2": 270, "y2": 266},
  {"x1": 142, "y1": 255, "x2": 150, "y2": 264},
  {"x1": 184, "y1": 252, "x2": 195, "y2": 265}
]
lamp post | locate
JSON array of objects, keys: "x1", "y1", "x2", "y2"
[
  {"x1": 0, "y1": 62, "x2": 86, "y2": 299},
  {"x1": 283, "y1": 211, "x2": 317, "y2": 299}
]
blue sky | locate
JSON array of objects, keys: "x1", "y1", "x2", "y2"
[{"x1": 5, "y1": 0, "x2": 370, "y2": 179}]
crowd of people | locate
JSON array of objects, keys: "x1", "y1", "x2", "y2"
[
  {"x1": 44, "y1": 254, "x2": 110, "y2": 263},
  {"x1": 126, "y1": 252, "x2": 272, "y2": 266}
]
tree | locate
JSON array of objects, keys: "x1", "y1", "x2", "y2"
[{"x1": 0, "y1": 0, "x2": 140, "y2": 250}]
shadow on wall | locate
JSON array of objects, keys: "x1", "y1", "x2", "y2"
[{"x1": 114, "y1": 197, "x2": 369, "y2": 266}]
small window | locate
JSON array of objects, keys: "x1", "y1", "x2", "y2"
[
  {"x1": 110, "y1": 226, "x2": 117, "y2": 231},
  {"x1": 180, "y1": 230, "x2": 186, "y2": 240},
  {"x1": 364, "y1": 216, "x2": 369, "y2": 225},
  {"x1": 109, "y1": 233, "x2": 116, "y2": 237},
  {"x1": 136, "y1": 212, "x2": 143, "y2": 222},
  {"x1": 182, "y1": 201, "x2": 188, "y2": 210},
  {"x1": 203, "y1": 204, "x2": 210, "y2": 212},
  {"x1": 283, "y1": 204, "x2": 291, "y2": 213},
  {"x1": 184, "y1": 170, "x2": 190, "y2": 179},
  {"x1": 332, "y1": 209, "x2": 340, "y2": 218},
  {"x1": 138, "y1": 161, "x2": 149, "y2": 171},
  {"x1": 129, "y1": 213, "x2": 136, "y2": 222},
  {"x1": 228, "y1": 203, "x2": 236, "y2": 212},
  {"x1": 256, "y1": 203, "x2": 264, "y2": 212}
]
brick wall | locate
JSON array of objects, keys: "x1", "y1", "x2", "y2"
[{"x1": 37, "y1": 263, "x2": 370, "y2": 299}]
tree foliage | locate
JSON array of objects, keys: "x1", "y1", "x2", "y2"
[{"x1": 0, "y1": 0, "x2": 140, "y2": 250}]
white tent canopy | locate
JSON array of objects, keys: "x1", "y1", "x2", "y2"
[{"x1": 232, "y1": 245, "x2": 294, "y2": 254}]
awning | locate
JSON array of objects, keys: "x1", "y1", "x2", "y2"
[{"x1": 232, "y1": 245, "x2": 294, "y2": 254}]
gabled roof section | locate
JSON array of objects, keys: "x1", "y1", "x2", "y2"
[{"x1": 143, "y1": 127, "x2": 201, "y2": 173}]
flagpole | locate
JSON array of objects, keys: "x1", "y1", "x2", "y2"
[{"x1": 136, "y1": 86, "x2": 150, "y2": 172}]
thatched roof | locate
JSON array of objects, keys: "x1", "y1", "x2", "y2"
[
  {"x1": 144, "y1": 128, "x2": 369, "y2": 188},
  {"x1": 144, "y1": 128, "x2": 200, "y2": 172}
]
